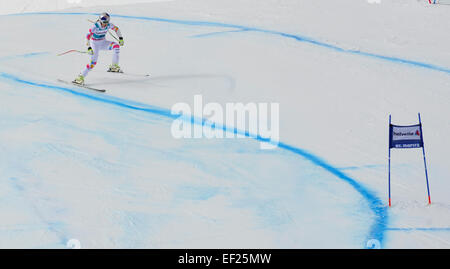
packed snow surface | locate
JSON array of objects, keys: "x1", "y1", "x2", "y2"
[{"x1": 1, "y1": 0, "x2": 450, "y2": 248}]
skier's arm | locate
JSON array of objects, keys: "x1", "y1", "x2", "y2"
[
  {"x1": 86, "y1": 25, "x2": 95, "y2": 54},
  {"x1": 110, "y1": 23, "x2": 122, "y2": 39},
  {"x1": 110, "y1": 23, "x2": 124, "y2": 46},
  {"x1": 86, "y1": 25, "x2": 95, "y2": 46}
]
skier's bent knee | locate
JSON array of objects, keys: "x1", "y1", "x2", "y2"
[{"x1": 113, "y1": 44, "x2": 120, "y2": 53}]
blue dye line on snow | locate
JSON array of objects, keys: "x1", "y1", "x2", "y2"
[
  {"x1": 5, "y1": 11, "x2": 450, "y2": 75},
  {"x1": 190, "y1": 29, "x2": 250, "y2": 38},
  {"x1": 0, "y1": 72, "x2": 178, "y2": 120},
  {"x1": 0, "y1": 70, "x2": 388, "y2": 247},
  {"x1": 0, "y1": 51, "x2": 49, "y2": 62},
  {"x1": 387, "y1": 227, "x2": 450, "y2": 232},
  {"x1": 338, "y1": 164, "x2": 385, "y2": 171},
  {"x1": 20, "y1": 52, "x2": 50, "y2": 58}
]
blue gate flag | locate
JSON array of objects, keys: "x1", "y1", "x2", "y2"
[
  {"x1": 388, "y1": 114, "x2": 431, "y2": 207},
  {"x1": 389, "y1": 124, "x2": 423, "y2": 149}
]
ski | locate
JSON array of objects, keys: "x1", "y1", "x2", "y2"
[
  {"x1": 107, "y1": 70, "x2": 150, "y2": 77},
  {"x1": 57, "y1": 79, "x2": 106, "y2": 93}
]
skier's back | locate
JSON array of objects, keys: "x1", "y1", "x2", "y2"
[{"x1": 73, "y1": 12, "x2": 124, "y2": 85}]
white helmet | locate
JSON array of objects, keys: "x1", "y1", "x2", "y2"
[{"x1": 99, "y1": 12, "x2": 110, "y2": 24}]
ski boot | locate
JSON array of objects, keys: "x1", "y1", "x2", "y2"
[
  {"x1": 72, "y1": 74, "x2": 85, "y2": 85},
  {"x1": 107, "y1": 64, "x2": 122, "y2": 73}
]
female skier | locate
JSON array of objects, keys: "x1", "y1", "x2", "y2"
[{"x1": 73, "y1": 12, "x2": 124, "y2": 85}]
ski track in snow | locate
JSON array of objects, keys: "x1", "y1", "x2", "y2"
[{"x1": 2, "y1": 10, "x2": 449, "y2": 248}]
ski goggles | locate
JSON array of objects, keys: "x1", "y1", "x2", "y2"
[{"x1": 100, "y1": 16, "x2": 110, "y2": 23}]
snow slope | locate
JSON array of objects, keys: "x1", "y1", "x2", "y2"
[
  {"x1": 1, "y1": 0, "x2": 450, "y2": 248},
  {"x1": 0, "y1": 0, "x2": 174, "y2": 15}
]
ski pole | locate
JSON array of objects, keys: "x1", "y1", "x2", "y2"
[
  {"x1": 57, "y1": 49, "x2": 87, "y2": 56},
  {"x1": 107, "y1": 30, "x2": 120, "y2": 42}
]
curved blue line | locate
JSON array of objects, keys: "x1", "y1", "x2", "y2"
[
  {"x1": 5, "y1": 11, "x2": 450, "y2": 75},
  {"x1": 0, "y1": 71, "x2": 388, "y2": 247}
]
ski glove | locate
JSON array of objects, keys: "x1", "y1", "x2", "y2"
[
  {"x1": 119, "y1": 37, "x2": 124, "y2": 46},
  {"x1": 87, "y1": 47, "x2": 94, "y2": 55}
]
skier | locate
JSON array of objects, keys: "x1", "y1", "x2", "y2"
[{"x1": 73, "y1": 12, "x2": 124, "y2": 85}]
